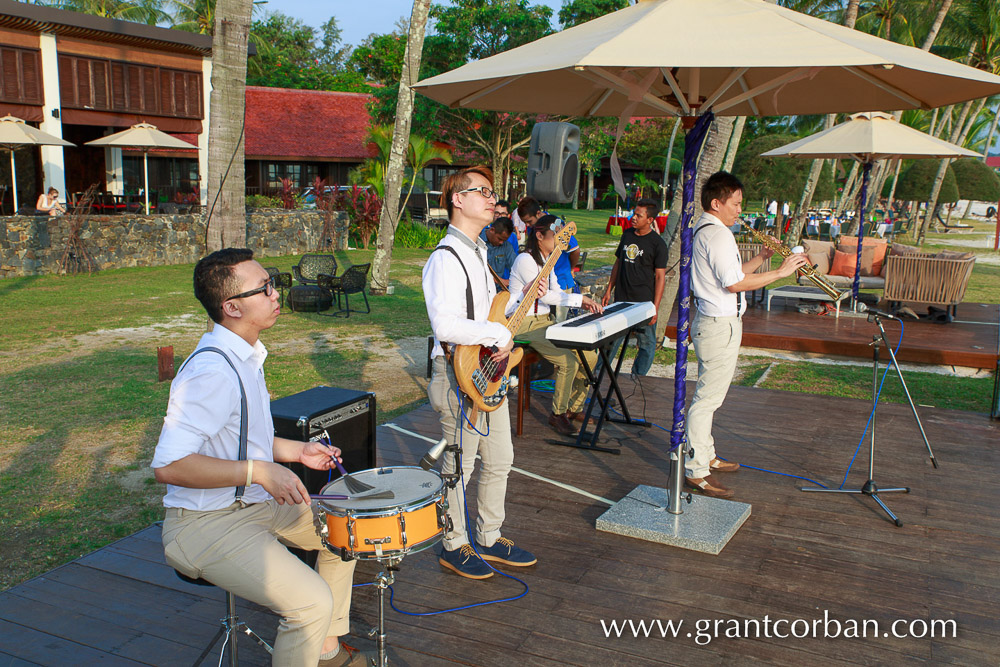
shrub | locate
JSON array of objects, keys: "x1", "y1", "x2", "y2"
[
  {"x1": 394, "y1": 221, "x2": 447, "y2": 248},
  {"x1": 246, "y1": 194, "x2": 282, "y2": 209}
]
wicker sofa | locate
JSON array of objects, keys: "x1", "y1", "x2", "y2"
[
  {"x1": 883, "y1": 250, "x2": 976, "y2": 316},
  {"x1": 798, "y1": 240, "x2": 976, "y2": 314}
]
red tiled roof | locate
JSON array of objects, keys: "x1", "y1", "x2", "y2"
[{"x1": 245, "y1": 86, "x2": 376, "y2": 161}]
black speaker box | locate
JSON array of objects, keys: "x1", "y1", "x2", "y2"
[
  {"x1": 271, "y1": 386, "x2": 376, "y2": 496},
  {"x1": 527, "y1": 121, "x2": 581, "y2": 204}
]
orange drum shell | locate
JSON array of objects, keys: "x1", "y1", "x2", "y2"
[{"x1": 325, "y1": 501, "x2": 442, "y2": 557}]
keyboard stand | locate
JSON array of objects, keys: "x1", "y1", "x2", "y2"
[{"x1": 546, "y1": 325, "x2": 652, "y2": 454}]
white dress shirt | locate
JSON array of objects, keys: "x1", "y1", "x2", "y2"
[
  {"x1": 504, "y1": 252, "x2": 581, "y2": 318},
  {"x1": 691, "y1": 212, "x2": 747, "y2": 318},
  {"x1": 423, "y1": 227, "x2": 513, "y2": 359},
  {"x1": 152, "y1": 324, "x2": 274, "y2": 510}
]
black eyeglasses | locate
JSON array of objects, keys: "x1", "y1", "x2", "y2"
[
  {"x1": 458, "y1": 186, "x2": 498, "y2": 200},
  {"x1": 226, "y1": 276, "x2": 275, "y2": 302}
]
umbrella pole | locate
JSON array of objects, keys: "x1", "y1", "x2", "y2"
[
  {"x1": 668, "y1": 112, "x2": 714, "y2": 515},
  {"x1": 851, "y1": 161, "x2": 872, "y2": 308},
  {"x1": 9, "y1": 148, "x2": 17, "y2": 215},
  {"x1": 143, "y1": 152, "x2": 149, "y2": 215}
]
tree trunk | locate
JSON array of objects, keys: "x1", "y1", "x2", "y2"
[
  {"x1": 885, "y1": 158, "x2": 903, "y2": 214},
  {"x1": 658, "y1": 116, "x2": 734, "y2": 340},
  {"x1": 661, "y1": 118, "x2": 680, "y2": 211},
  {"x1": 572, "y1": 166, "x2": 580, "y2": 209},
  {"x1": 205, "y1": 0, "x2": 252, "y2": 251},
  {"x1": 836, "y1": 161, "x2": 860, "y2": 217},
  {"x1": 587, "y1": 170, "x2": 595, "y2": 211},
  {"x1": 791, "y1": 114, "x2": 836, "y2": 243},
  {"x1": 918, "y1": 97, "x2": 984, "y2": 243},
  {"x1": 921, "y1": 0, "x2": 953, "y2": 50},
  {"x1": 370, "y1": 0, "x2": 431, "y2": 295},
  {"x1": 844, "y1": 0, "x2": 860, "y2": 29},
  {"x1": 721, "y1": 116, "x2": 746, "y2": 173},
  {"x1": 983, "y1": 107, "x2": 1000, "y2": 162}
]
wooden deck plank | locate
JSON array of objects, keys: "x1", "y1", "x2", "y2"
[
  {"x1": 1, "y1": 378, "x2": 998, "y2": 665},
  {"x1": 664, "y1": 301, "x2": 999, "y2": 369}
]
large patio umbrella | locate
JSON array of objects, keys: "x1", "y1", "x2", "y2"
[
  {"x1": 86, "y1": 123, "x2": 198, "y2": 214},
  {"x1": 0, "y1": 115, "x2": 75, "y2": 215},
  {"x1": 414, "y1": 0, "x2": 1000, "y2": 529},
  {"x1": 762, "y1": 111, "x2": 980, "y2": 304}
]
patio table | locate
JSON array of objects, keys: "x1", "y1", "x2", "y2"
[{"x1": 766, "y1": 284, "x2": 848, "y2": 319}]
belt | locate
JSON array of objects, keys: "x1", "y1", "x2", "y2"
[{"x1": 164, "y1": 501, "x2": 249, "y2": 519}]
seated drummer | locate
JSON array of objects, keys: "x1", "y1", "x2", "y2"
[
  {"x1": 507, "y1": 216, "x2": 603, "y2": 436},
  {"x1": 151, "y1": 248, "x2": 373, "y2": 667}
]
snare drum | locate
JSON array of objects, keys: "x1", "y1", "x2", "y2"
[{"x1": 315, "y1": 466, "x2": 446, "y2": 561}]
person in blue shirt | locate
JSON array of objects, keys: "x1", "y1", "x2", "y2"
[
  {"x1": 548, "y1": 216, "x2": 581, "y2": 322},
  {"x1": 494, "y1": 199, "x2": 520, "y2": 254},
  {"x1": 478, "y1": 217, "x2": 517, "y2": 289}
]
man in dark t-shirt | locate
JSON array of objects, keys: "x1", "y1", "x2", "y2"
[{"x1": 601, "y1": 198, "x2": 668, "y2": 375}]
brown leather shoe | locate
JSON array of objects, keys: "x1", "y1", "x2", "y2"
[
  {"x1": 710, "y1": 457, "x2": 740, "y2": 473},
  {"x1": 548, "y1": 412, "x2": 578, "y2": 436},
  {"x1": 685, "y1": 474, "x2": 735, "y2": 499},
  {"x1": 566, "y1": 410, "x2": 598, "y2": 426}
]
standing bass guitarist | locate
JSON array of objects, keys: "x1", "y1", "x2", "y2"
[{"x1": 422, "y1": 166, "x2": 544, "y2": 579}]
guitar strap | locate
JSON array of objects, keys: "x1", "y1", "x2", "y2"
[{"x1": 433, "y1": 244, "x2": 483, "y2": 423}]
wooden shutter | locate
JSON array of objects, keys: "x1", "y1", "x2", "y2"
[
  {"x1": 1, "y1": 48, "x2": 21, "y2": 102},
  {"x1": 159, "y1": 69, "x2": 173, "y2": 116},
  {"x1": 20, "y1": 51, "x2": 40, "y2": 104},
  {"x1": 110, "y1": 61, "x2": 126, "y2": 110},
  {"x1": 58, "y1": 54, "x2": 76, "y2": 107},
  {"x1": 126, "y1": 65, "x2": 142, "y2": 111},
  {"x1": 76, "y1": 59, "x2": 91, "y2": 107},
  {"x1": 141, "y1": 66, "x2": 157, "y2": 113}
]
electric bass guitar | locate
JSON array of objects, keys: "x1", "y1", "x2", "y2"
[{"x1": 453, "y1": 222, "x2": 577, "y2": 413}]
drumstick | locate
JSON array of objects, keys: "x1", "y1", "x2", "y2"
[{"x1": 312, "y1": 489, "x2": 395, "y2": 501}]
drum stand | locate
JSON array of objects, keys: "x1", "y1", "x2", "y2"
[
  {"x1": 801, "y1": 313, "x2": 937, "y2": 526},
  {"x1": 367, "y1": 553, "x2": 402, "y2": 667}
]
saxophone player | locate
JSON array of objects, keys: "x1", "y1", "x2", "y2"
[{"x1": 685, "y1": 172, "x2": 809, "y2": 499}]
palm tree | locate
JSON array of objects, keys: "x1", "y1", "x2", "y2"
[
  {"x1": 370, "y1": 0, "x2": 433, "y2": 295},
  {"x1": 50, "y1": 0, "x2": 169, "y2": 24},
  {"x1": 205, "y1": 0, "x2": 253, "y2": 250}
]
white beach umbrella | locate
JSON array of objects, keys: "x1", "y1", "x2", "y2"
[
  {"x1": 87, "y1": 123, "x2": 197, "y2": 214},
  {"x1": 762, "y1": 112, "x2": 980, "y2": 301},
  {"x1": 0, "y1": 115, "x2": 75, "y2": 214}
]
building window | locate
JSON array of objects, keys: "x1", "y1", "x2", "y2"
[
  {"x1": 0, "y1": 47, "x2": 42, "y2": 106},
  {"x1": 58, "y1": 54, "x2": 202, "y2": 119},
  {"x1": 266, "y1": 163, "x2": 301, "y2": 191}
]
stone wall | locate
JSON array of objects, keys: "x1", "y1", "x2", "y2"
[{"x1": 0, "y1": 209, "x2": 349, "y2": 277}]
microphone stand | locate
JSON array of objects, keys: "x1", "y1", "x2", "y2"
[{"x1": 801, "y1": 312, "x2": 937, "y2": 527}]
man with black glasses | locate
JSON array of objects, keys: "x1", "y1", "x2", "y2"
[{"x1": 152, "y1": 248, "x2": 372, "y2": 667}]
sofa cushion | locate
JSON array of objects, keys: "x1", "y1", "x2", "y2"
[
  {"x1": 838, "y1": 237, "x2": 887, "y2": 276},
  {"x1": 808, "y1": 251, "x2": 832, "y2": 275},
  {"x1": 890, "y1": 242, "x2": 920, "y2": 256},
  {"x1": 830, "y1": 249, "x2": 857, "y2": 278},
  {"x1": 935, "y1": 249, "x2": 975, "y2": 261},
  {"x1": 803, "y1": 239, "x2": 835, "y2": 258}
]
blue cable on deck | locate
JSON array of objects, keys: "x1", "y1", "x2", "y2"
[
  {"x1": 837, "y1": 319, "x2": 904, "y2": 489},
  {"x1": 373, "y1": 387, "x2": 528, "y2": 617}
]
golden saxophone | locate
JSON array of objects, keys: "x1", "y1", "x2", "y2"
[{"x1": 743, "y1": 225, "x2": 850, "y2": 302}]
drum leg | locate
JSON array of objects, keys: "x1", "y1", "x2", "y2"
[{"x1": 370, "y1": 562, "x2": 397, "y2": 667}]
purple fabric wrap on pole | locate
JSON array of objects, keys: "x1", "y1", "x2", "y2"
[
  {"x1": 852, "y1": 161, "x2": 872, "y2": 303},
  {"x1": 669, "y1": 112, "x2": 714, "y2": 452}
]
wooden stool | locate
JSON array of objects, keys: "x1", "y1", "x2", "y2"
[{"x1": 515, "y1": 346, "x2": 540, "y2": 437}]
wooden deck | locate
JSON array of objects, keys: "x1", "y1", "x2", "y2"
[
  {"x1": 664, "y1": 299, "x2": 1000, "y2": 369},
  {"x1": 1, "y1": 378, "x2": 998, "y2": 666}
]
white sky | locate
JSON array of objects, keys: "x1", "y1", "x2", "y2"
[{"x1": 261, "y1": 0, "x2": 568, "y2": 48}]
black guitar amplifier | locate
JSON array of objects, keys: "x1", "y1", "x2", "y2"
[{"x1": 270, "y1": 386, "x2": 377, "y2": 495}]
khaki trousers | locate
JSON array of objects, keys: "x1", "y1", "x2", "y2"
[
  {"x1": 428, "y1": 355, "x2": 513, "y2": 551},
  {"x1": 515, "y1": 314, "x2": 596, "y2": 414},
  {"x1": 162, "y1": 499, "x2": 356, "y2": 667},
  {"x1": 685, "y1": 314, "x2": 742, "y2": 479}
]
